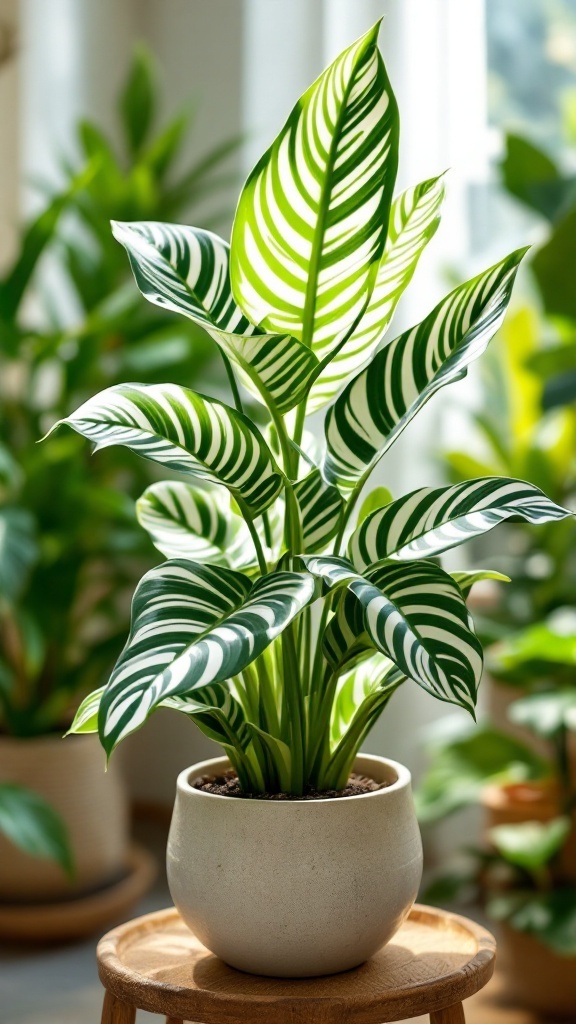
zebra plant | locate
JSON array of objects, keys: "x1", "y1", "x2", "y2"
[{"x1": 60, "y1": 23, "x2": 570, "y2": 795}]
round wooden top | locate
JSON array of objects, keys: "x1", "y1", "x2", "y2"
[{"x1": 97, "y1": 904, "x2": 495, "y2": 1024}]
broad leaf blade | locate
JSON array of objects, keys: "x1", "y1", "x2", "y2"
[
  {"x1": 349, "y1": 561, "x2": 483, "y2": 714},
  {"x1": 0, "y1": 783, "x2": 73, "y2": 876},
  {"x1": 293, "y1": 470, "x2": 344, "y2": 554},
  {"x1": 307, "y1": 555, "x2": 483, "y2": 713},
  {"x1": 349, "y1": 477, "x2": 571, "y2": 570},
  {"x1": 58, "y1": 382, "x2": 283, "y2": 516},
  {"x1": 324, "y1": 250, "x2": 527, "y2": 489},
  {"x1": 68, "y1": 682, "x2": 248, "y2": 750},
  {"x1": 230, "y1": 22, "x2": 399, "y2": 355},
  {"x1": 112, "y1": 221, "x2": 318, "y2": 413},
  {"x1": 308, "y1": 174, "x2": 445, "y2": 411},
  {"x1": 137, "y1": 481, "x2": 253, "y2": 567},
  {"x1": 99, "y1": 562, "x2": 317, "y2": 753}
]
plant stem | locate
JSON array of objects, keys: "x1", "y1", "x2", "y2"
[
  {"x1": 282, "y1": 625, "x2": 305, "y2": 794},
  {"x1": 219, "y1": 349, "x2": 244, "y2": 413},
  {"x1": 235, "y1": 497, "x2": 268, "y2": 575}
]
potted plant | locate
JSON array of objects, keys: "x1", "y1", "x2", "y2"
[
  {"x1": 61, "y1": 23, "x2": 570, "y2": 978},
  {"x1": 417, "y1": 669, "x2": 576, "y2": 1016},
  {"x1": 415, "y1": 127, "x2": 576, "y2": 1014},
  {"x1": 0, "y1": 48, "x2": 234, "y2": 922}
]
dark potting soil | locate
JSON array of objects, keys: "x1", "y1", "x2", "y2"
[{"x1": 192, "y1": 769, "x2": 388, "y2": 800}]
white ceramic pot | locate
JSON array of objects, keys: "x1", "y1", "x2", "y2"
[
  {"x1": 0, "y1": 733, "x2": 129, "y2": 902},
  {"x1": 167, "y1": 752, "x2": 422, "y2": 977}
]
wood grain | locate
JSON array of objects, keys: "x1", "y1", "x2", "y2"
[
  {"x1": 101, "y1": 990, "x2": 136, "y2": 1023},
  {"x1": 430, "y1": 1003, "x2": 465, "y2": 1024},
  {"x1": 97, "y1": 904, "x2": 495, "y2": 1024}
]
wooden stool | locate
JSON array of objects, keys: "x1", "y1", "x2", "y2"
[{"x1": 97, "y1": 904, "x2": 495, "y2": 1024}]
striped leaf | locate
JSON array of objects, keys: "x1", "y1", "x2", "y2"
[
  {"x1": 349, "y1": 478, "x2": 572, "y2": 571},
  {"x1": 324, "y1": 249, "x2": 527, "y2": 489},
  {"x1": 230, "y1": 22, "x2": 399, "y2": 357},
  {"x1": 99, "y1": 561, "x2": 317, "y2": 753},
  {"x1": 293, "y1": 470, "x2": 344, "y2": 553},
  {"x1": 307, "y1": 555, "x2": 482, "y2": 713},
  {"x1": 308, "y1": 174, "x2": 445, "y2": 411},
  {"x1": 350, "y1": 561, "x2": 483, "y2": 712},
  {"x1": 68, "y1": 682, "x2": 249, "y2": 750},
  {"x1": 137, "y1": 481, "x2": 254, "y2": 567},
  {"x1": 112, "y1": 221, "x2": 318, "y2": 413},
  {"x1": 58, "y1": 382, "x2": 283, "y2": 516}
]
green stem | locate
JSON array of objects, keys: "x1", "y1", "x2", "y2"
[
  {"x1": 281, "y1": 625, "x2": 305, "y2": 794},
  {"x1": 236, "y1": 497, "x2": 268, "y2": 575},
  {"x1": 220, "y1": 349, "x2": 244, "y2": 413}
]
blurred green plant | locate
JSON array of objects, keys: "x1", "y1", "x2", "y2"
[
  {"x1": 417, "y1": 127, "x2": 576, "y2": 954},
  {"x1": 0, "y1": 48, "x2": 237, "y2": 739},
  {"x1": 0, "y1": 782, "x2": 72, "y2": 875}
]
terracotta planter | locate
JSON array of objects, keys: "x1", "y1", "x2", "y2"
[
  {"x1": 482, "y1": 780, "x2": 576, "y2": 883},
  {"x1": 0, "y1": 733, "x2": 129, "y2": 901},
  {"x1": 167, "y1": 752, "x2": 423, "y2": 977},
  {"x1": 496, "y1": 922, "x2": 576, "y2": 1018}
]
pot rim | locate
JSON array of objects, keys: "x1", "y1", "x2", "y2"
[{"x1": 176, "y1": 752, "x2": 411, "y2": 805}]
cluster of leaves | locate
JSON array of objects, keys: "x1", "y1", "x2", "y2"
[
  {"x1": 65, "y1": 23, "x2": 569, "y2": 796},
  {"x1": 0, "y1": 48, "x2": 235, "y2": 741},
  {"x1": 418, "y1": 686, "x2": 576, "y2": 954}
]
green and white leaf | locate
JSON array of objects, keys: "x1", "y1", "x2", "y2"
[
  {"x1": 112, "y1": 221, "x2": 318, "y2": 413},
  {"x1": 324, "y1": 249, "x2": 526, "y2": 489},
  {"x1": 99, "y1": 561, "x2": 317, "y2": 753},
  {"x1": 349, "y1": 477, "x2": 571, "y2": 571},
  {"x1": 308, "y1": 174, "x2": 445, "y2": 411},
  {"x1": 57, "y1": 382, "x2": 283, "y2": 516},
  {"x1": 68, "y1": 682, "x2": 249, "y2": 750},
  {"x1": 293, "y1": 469, "x2": 344, "y2": 553},
  {"x1": 307, "y1": 555, "x2": 482, "y2": 713},
  {"x1": 230, "y1": 23, "x2": 399, "y2": 357},
  {"x1": 137, "y1": 481, "x2": 255, "y2": 567}
]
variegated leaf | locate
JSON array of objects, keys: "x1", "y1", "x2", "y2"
[
  {"x1": 349, "y1": 477, "x2": 571, "y2": 571},
  {"x1": 58, "y1": 382, "x2": 283, "y2": 516},
  {"x1": 307, "y1": 555, "x2": 482, "y2": 713},
  {"x1": 68, "y1": 682, "x2": 249, "y2": 749},
  {"x1": 308, "y1": 174, "x2": 445, "y2": 411},
  {"x1": 324, "y1": 249, "x2": 527, "y2": 489},
  {"x1": 137, "y1": 481, "x2": 254, "y2": 567},
  {"x1": 230, "y1": 23, "x2": 399, "y2": 356},
  {"x1": 293, "y1": 469, "x2": 344, "y2": 553},
  {"x1": 99, "y1": 561, "x2": 317, "y2": 753},
  {"x1": 111, "y1": 221, "x2": 318, "y2": 413}
]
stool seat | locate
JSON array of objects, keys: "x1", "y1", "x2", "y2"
[{"x1": 97, "y1": 904, "x2": 495, "y2": 1024}]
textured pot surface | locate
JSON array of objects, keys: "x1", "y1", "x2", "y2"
[
  {"x1": 0, "y1": 733, "x2": 129, "y2": 901},
  {"x1": 167, "y1": 753, "x2": 423, "y2": 977},
  {"x1": 497, "y1": 922, "x2": 576, "y2": 1018}
]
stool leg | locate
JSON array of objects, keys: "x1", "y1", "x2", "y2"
[
  {"x1": 430, "y1": 1003, "x2": 465, "y2": 1024},
  {"x1": 165, "y1": 1018, "x2": 184, "y2": 1024},
  {"x1": 101, "y1": 989, "x2": 136, "y2": 1023}
]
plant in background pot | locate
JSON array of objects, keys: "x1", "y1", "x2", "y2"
[
  {"x1": 0, "y1": 48, "x2": 234, "y2": 924},
  {"x1": 414, "y1": 127, "x2": 576, "y2": 1014},
  {"x1": 61, "y1": 23, "x2": 570, "y2": 977}
]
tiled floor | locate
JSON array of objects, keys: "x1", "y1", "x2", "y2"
[{"x1": 0, "y1": 820, "x2": 554, "y2": 1024}]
